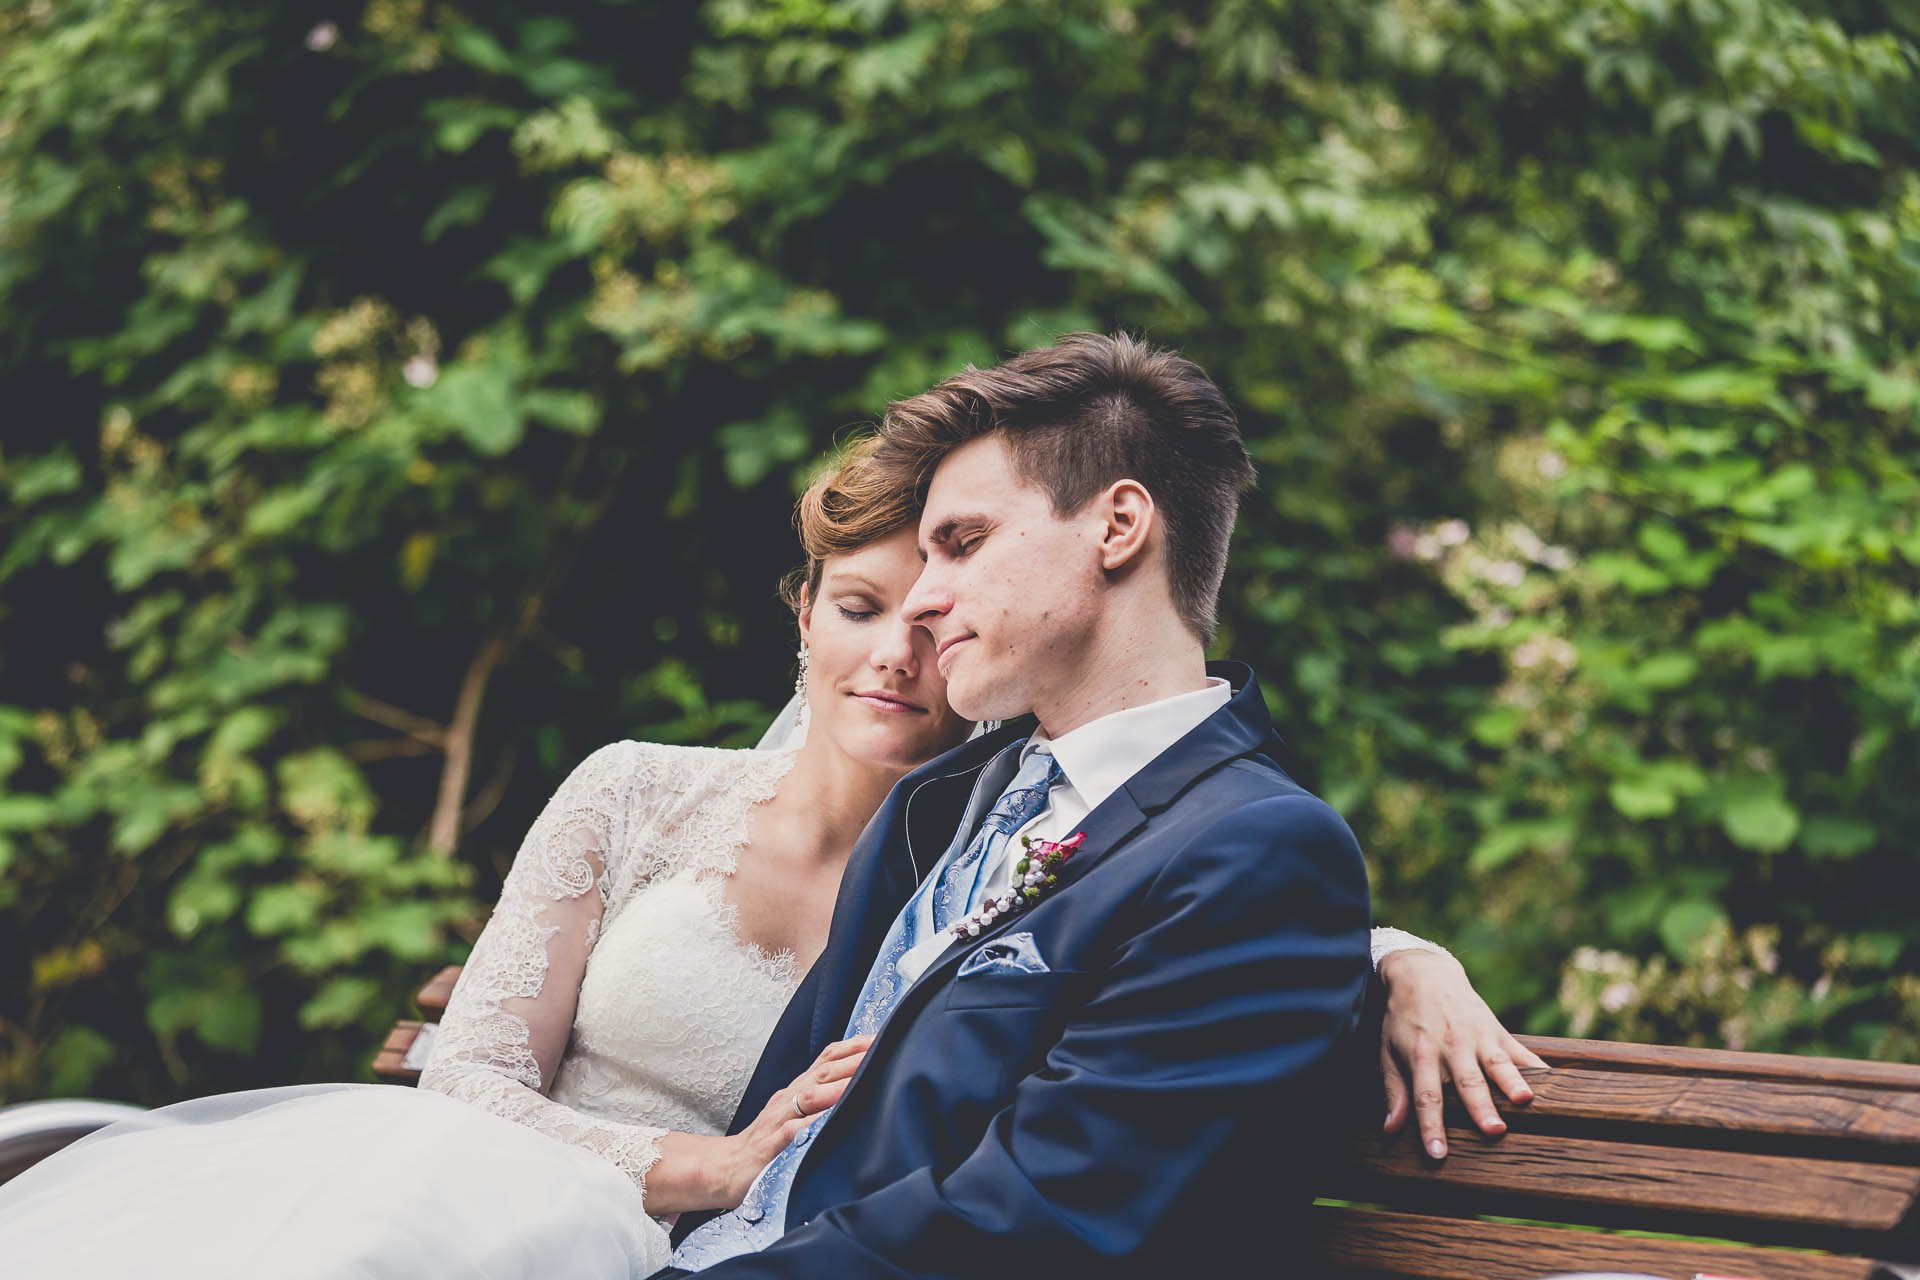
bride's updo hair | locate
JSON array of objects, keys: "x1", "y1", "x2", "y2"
[{"x1": 779, "y1": 433, "x2": 919, "y2": 614}]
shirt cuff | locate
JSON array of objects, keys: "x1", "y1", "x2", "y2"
[{"x1": 1370, "y1": 926, "x2": 1454, "y2": 973}]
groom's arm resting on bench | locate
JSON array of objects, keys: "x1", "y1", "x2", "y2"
[{"x1": 690, "y1": 794, "x2": 1373, "y2": 1278}]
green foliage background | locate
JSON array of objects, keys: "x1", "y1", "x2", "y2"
[{"x1": 2, "y1": 0, "x2": 1917, "y2": 1104}]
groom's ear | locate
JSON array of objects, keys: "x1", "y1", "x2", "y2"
[{"x1": 1097, "y1": 479, "x2": 1156, "y2": 573}]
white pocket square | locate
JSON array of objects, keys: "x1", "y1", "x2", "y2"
[{"x1": 957, "y1": 931, "x2": 1050, "y2": 977}]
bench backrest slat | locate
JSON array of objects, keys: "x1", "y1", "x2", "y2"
[
  {"x1": 417, "y1": 965, "x2": 459, "y2": 1015},
  {"x1": 1327, "y1": 1124, "x2": 1920, "y2": 1245},
  {"x1": 1507, "y1": 1064, "x2": 1920, "y2": 1157},
  {"x1": 1310, "y1": 1204, "x2": 1885, "y2": 1280},
  {"x1": 1528, "y1": 1034, "x2": 1920, "y2": 1093}
]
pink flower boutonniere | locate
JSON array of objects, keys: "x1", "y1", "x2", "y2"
[{"x1": 950, "y1": 832, "x2": 1087, "y2": 939}]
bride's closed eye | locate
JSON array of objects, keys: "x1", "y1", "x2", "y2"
[{"x1": 835, "y1": 602, "x2": 879, "y2": 622}]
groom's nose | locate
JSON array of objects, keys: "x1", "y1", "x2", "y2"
[{"x1": 901, "y1": 563, "x2": 951, "y2": 627}]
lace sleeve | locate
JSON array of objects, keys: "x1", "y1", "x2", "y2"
[
  {"x1": 420, "y1": 741, "x2": 671, "y2": 1197},
  {"x1": 1370, "y1": 925, "x2": 1455, "y2": 971}
]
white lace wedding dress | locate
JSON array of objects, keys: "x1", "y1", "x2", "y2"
[
  {"x1": 0, "y1": 735, "x2": 1442, "y2": 1279},
  {"x1": 0, "y1": 742, "x2": 803, "y2": 1279}
]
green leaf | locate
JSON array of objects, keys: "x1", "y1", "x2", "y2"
[
  {"x1": 1800, "y1": 815, "x2": 1876, "y2": 860},
  {"x1": 169, "y1": 873, "x2": 242, "y2": 937},
  {"x1": 1468, "y1": 705, "x2": 1524, "y2": 748},
  {"x1": 43, "y1": 1026, "x2": 116, "y2": 1095},
  {"x1": 521, "y1": 388, "x2": 600, "y2": 434},
  {"x1": 422, "y1": 363, "x2": 524, "y2": 455},
  {"x1": 1587, "y1": 553, "x2": 1670, "y2": 595},
  {"x1": 716, "y1": 407, "x2": 811, "y2": 489},
  {"x1": 1659, "y1": 899, "x2": 1728, "y2": 960},
  {"x1": 0, "y1": 793, "x2": 59, "y2": 830},
  {"x1": 1636, "y1": 523, "x2": 1689, "y2": 563},
  {"x1": 246, "y1": 881, "x2": 324, "y2": 936},
  {"x1": 1468, "y1": 817, "x2": 1574, "y2": 871},
  {"x1": 1631, "y1": 652, "x2": 1699, "y2": 690},
  {"x1": 299, "y1": 976, "x2": 380, "y2": 1030},
  {"x1": 6, "y1": 450, "x2": 84, "y2": 504},
  {"x1": 277, "y1": 749, "x2": 375, "y2": 833},
  {"x1": 198, "y1": 989, "x2": 264, "y2": 1055},
  {"x1": 1609, "y1": 778, "x2": 1677, "y2": 819},
  {"x1": 1717, "y1": 778, "x2": 1801, "y2": 853}
]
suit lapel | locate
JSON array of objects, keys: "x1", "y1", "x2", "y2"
[
  {"x1": 899, "y1": 662, "x2": 1280, "y2": 994},
  {"x1": 803, "y1": 729, "x2": 1024, "y2": 1056}
]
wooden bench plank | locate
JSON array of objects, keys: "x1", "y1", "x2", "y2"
[
  {"x1": 372, "y1": 1020, "x2": 427, "y2": 1085},
  {"x1": 1327, "y1": 1126, "x2": 1920, "y2": 1235},
  {"x1": 1309, "y1": 1204, "x2": 1885, "y2": 1280},
  {"x1": 1499, "y1": 1065, "x2": 1920, "y2": 1157},
  {"x1": 417, "y1": 965, "x2": 460, "y2": 1015},
  {"x1": 1524, "y1": 1035, "x2": 1920, "y2": 1093}
]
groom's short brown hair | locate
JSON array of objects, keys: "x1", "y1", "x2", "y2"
[{"x1": 874, "y1": 332, "x2": 1254, "y2": 643}]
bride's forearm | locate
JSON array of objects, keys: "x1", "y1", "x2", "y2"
[{"x1": 642, "y1": 1132, "x2": 737, "y2": 1216}]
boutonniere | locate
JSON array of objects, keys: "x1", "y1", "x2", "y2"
[{"x1": 951, "y1": 832, "x2": 1087, "y2": 938}]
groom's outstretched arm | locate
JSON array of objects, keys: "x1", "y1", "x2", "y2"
[{"x1": 694, "y1": 792, "x2": 1372, "y2": 1279}]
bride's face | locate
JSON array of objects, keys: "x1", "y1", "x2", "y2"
[{"x1": 799, "y1": 527, "x2": 974, "y2": 771}]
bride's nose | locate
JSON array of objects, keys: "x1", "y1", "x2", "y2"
[{"x1": 868, "y1": 617, "x2": 918, "y2": 675}]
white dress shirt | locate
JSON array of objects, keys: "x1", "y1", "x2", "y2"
[
  {"x1": 896, "y1": 680, "x2": 1231, "y2": 984},
  {"x1": 894, "y1": 676, "x2": 1448, "y2": 986}
]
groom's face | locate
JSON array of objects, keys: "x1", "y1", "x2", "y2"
[{"x1": 904, "y1": 433, "x2": 1102, "y2": 723}]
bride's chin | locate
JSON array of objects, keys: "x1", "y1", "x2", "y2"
[{"x1": 844, "y1": 722, "x2": 955, "y2": 771}]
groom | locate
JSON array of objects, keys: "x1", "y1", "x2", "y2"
[{"x1": 665, "y1": 333, "x2": 1373, "y2": 1275}]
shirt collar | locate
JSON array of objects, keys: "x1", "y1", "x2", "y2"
[{"x1": 1019, "y1": 678, "x2": 1232, "y2": 813}]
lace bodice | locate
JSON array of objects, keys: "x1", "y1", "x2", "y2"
[{"x1": 420, "y1": 742, "x2": 802, "y2": 1205}]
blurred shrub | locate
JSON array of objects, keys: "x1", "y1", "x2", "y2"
[{"x1": 1, "y1": 0, "x2": 1915, "y2": 1101}]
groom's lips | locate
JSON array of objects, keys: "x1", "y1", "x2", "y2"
[{"x1": 935, "y1": 634, "x2": 973, "y2": 665}]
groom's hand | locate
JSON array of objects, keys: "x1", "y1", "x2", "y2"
[{"x1": 1376, "y1": 949, "x2": 1548, "y2": 1159}]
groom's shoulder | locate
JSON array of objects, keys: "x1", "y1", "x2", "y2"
[{"x1": 1164, "y1": 752, "x2": 1366, "y2": 886}]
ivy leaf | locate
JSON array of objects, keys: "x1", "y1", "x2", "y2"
[
  {"x1": 1610, "y1": 778, "x2": 1678, "y2": 819},
  {"x1": 422, "y1": 363, "x2": 524, "y2": 456},
  {"x1": 43, "y1": 1027, "x2": 116, "y2": 1095},
  {"x1": 1800, "y1": 815, "x2": 1876, "y2": 860},
  {"x1": 299, "y1": 976, "x2": 380, "y2": 1029},
  {"x1": 1716, "y1": 777, "x2": 1801, "y2": 853},
  {"x1": 1659, "y1": 899, "x2": 1728, "y2": 960}
]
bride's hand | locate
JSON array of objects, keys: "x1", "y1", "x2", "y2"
[
  {"x1": 716, "y1": 1034, "x2": 874, "y2": 1208},
  {"x1": 1376, "y1": 949, "x2": 1548, "y2": 1159}
]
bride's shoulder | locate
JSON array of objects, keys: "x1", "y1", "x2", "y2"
[
  {"x1": 571, "y1": 739, "x2": 785, "y2": 781},
  {"x1": 562, "y1": 739, "x2": 791, "y2": 820},
  {"x1": 564, "y1": 741, "x2": 794, "y2": 888}
]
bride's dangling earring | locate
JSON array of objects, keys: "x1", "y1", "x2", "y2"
[{"x1": 794, "y1": 644, "x2": 812, "y2": 735}]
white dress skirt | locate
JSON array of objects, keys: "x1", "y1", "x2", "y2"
[
  {"x1": 0, "y1": 1084, "x2": 662, "y2": 1279},
  {"x1": 0, "y1": 743, "x2": 808, "y2": 1280}
]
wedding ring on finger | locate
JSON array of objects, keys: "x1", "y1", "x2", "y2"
[{"x1": 791, "y1": 1090, "x2": 808, "y2": 1119}]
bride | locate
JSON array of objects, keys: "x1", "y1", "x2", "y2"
[{"x1": 0, "y1": 438, "x2": 1539, "y2": 1278}]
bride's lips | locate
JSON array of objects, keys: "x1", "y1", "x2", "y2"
[{"x1": 849, "y1": 690, "x2": 926, "y2": 714}]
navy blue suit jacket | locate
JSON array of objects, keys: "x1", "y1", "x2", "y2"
[{"x1": 674, "y1": 663, "x2": 1372, "y2": 1276}]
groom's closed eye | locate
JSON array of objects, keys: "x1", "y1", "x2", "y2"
[{"x1": 927, "y1": 518, "x2": 990, "y2": 559}]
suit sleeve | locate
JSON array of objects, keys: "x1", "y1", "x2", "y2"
[{"x1": 692, "y1": 792, "x2": 1373, "y2": 1278}]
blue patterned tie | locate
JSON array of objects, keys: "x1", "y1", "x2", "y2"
[{"x1": 673, "y1": 745, "x2": 1063, "y2": 1268}]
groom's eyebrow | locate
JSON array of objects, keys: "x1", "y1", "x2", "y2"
[
  {"x1": 922, "y1": 518, "x2": 959, "y2": 558},
  {"x1": 925, "y1": 514, "x2": 983, "y2": 553}
]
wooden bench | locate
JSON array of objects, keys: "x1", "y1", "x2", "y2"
[{"x1": 377, "y1": 965, "x2": 1920, "y2": 1279}]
